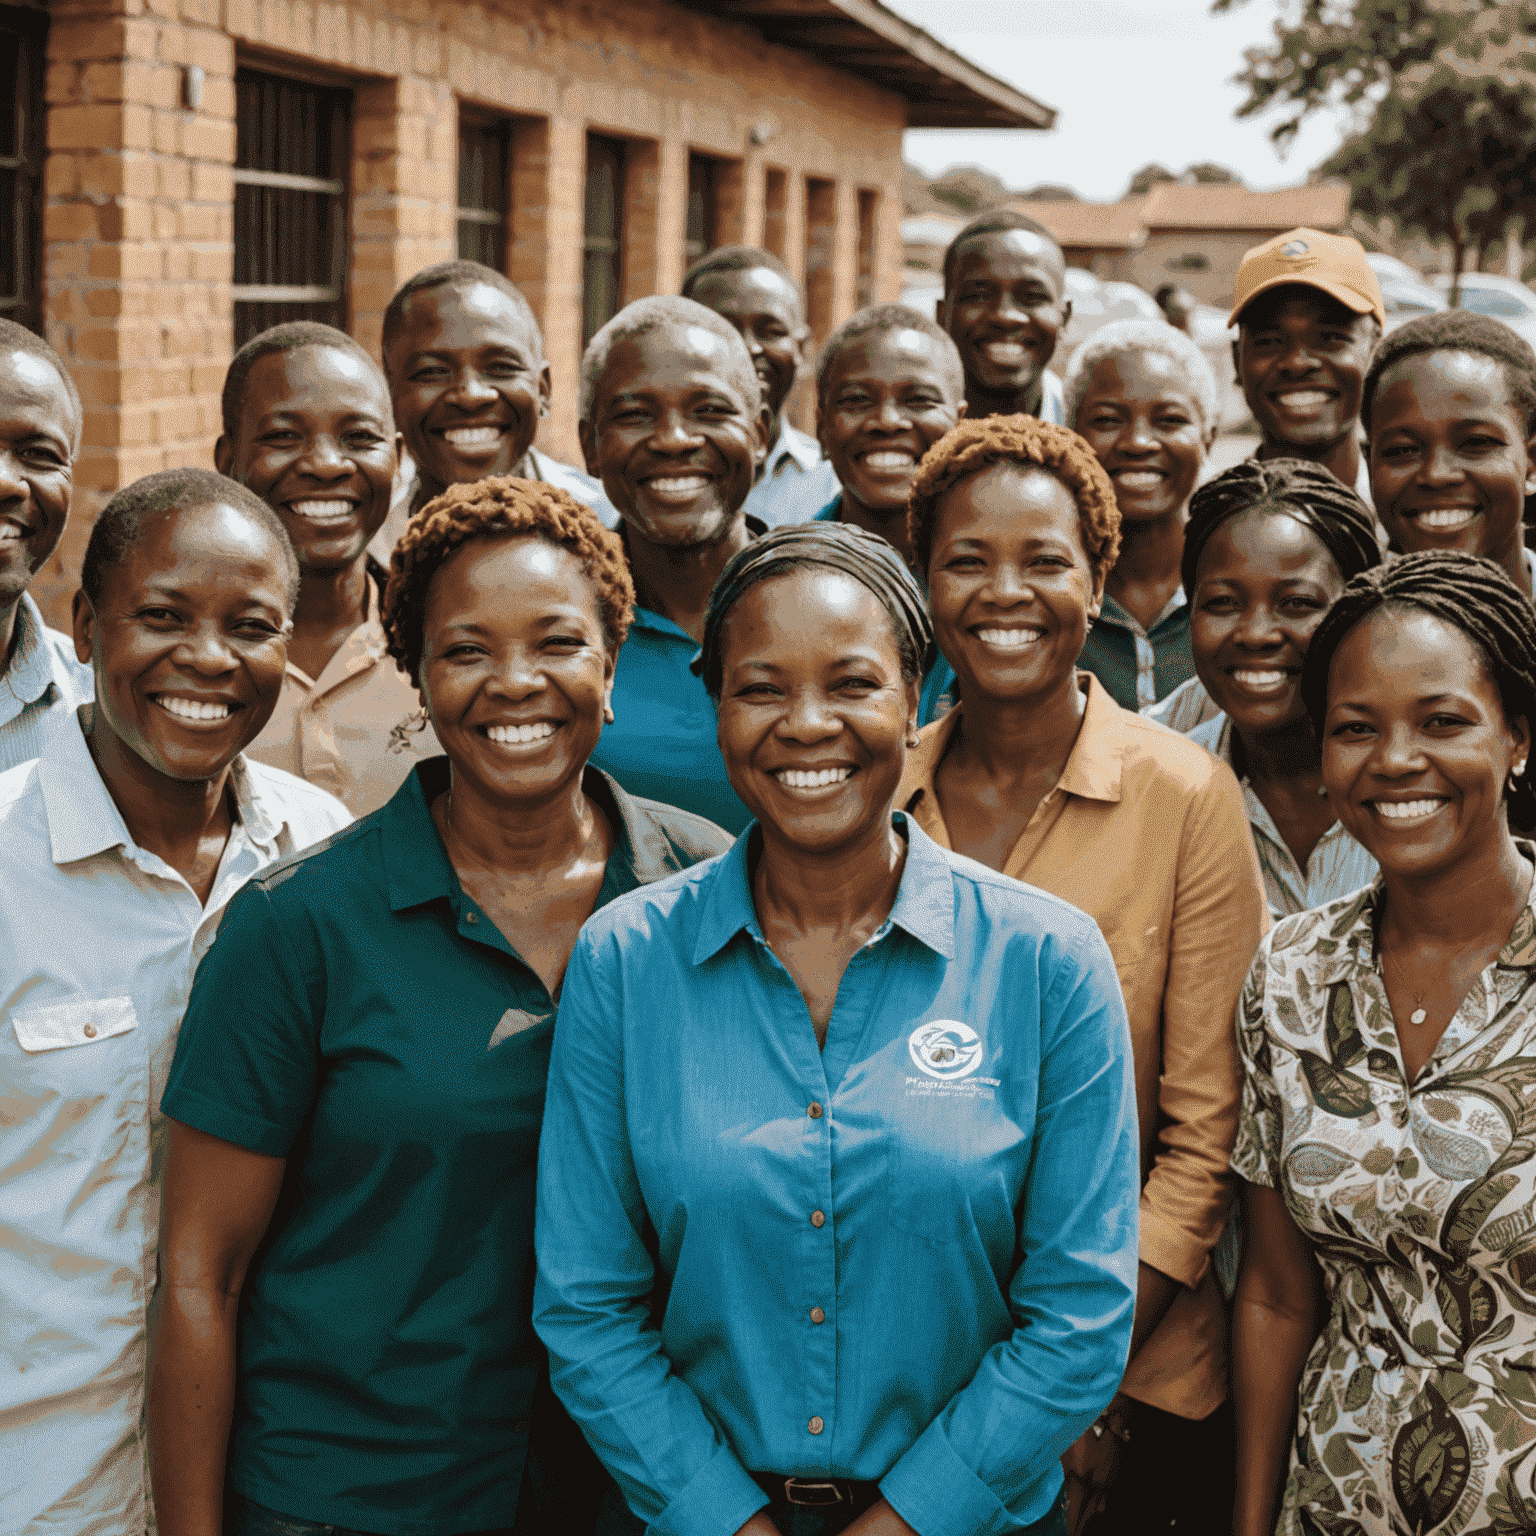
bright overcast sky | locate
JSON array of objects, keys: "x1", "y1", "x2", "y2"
[{"x1": 891, "y1": 0, "x2": 1351, "y2": 201}]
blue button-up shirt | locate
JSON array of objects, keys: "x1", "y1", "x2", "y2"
[
  {"x1": 0, "y1": 593, "x2": 93, "y2": 773},
  {"x1": 534, "y1": 817, "x2": 1139, "y2": 1536},
  {"x1": 742, "y1": 423, "x2": 842, "y2": 530}
]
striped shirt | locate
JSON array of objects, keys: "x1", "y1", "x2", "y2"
[{"x1": 0, "y1": 594, "x2": 93, "y2": 774}]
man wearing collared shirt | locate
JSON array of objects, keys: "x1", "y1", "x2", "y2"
[
  {"x1": 682, "y1": 246, "x2": 840, "y2": 529},
  {"x1": 0, "y1": 469, "x2": 350, "y2": 1536},
  {"x1": 0, "y1": 320, "x2": 92, "y2": 771}
]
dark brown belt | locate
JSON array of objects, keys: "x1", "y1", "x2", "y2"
[{"x1": 751, "y1": 1472, "x2": 882, "y2": 1509}]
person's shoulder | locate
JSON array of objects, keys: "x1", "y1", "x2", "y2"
[
  {"x1": 39, "y1": 621, "x2": 93, "y2": 695},
  {"x1": 1112, "y1": 699, "x2": 1233, "y2": 794},
  {"x1": 0, "y1": 756, "x2": 44, "y2": 822},
  {"x1": 582, "y1": 848, "x2": 729, "y2": 947},
  {"x1": 243, "y1": 759, "x2": 353, "y2": 842},
  {"x1": 938, "y1": 840, "x2": 1105, "y2": 949},
  {"x1": 624, "y1": 791, "x2": 735, "y2": 866},
  {"x1": 1267, "y1": 884, "x2": 1374, "y2": 963}
]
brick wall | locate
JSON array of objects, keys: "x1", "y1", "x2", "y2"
[{"x1": 31, "y1": 0, "x2": 907, "y2": 621}]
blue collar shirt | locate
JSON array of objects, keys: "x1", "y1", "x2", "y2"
[
  {"x1": 742, "y1": 423, "x2": 842, "y2": 530},
  {"x1": 0, "y1": 593, "x2": 93, "y2": 773},
  {"x1": 534, "y1": 817, "x2": 1139, "y2": 1536}
]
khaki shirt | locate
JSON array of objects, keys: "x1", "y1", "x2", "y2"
[
  {"x1": 896, "y1": 674, "x2": 1268, "y2": 1419},
  {"x1": 247, "y1": 582, "x2": 439, "y2": 817}
]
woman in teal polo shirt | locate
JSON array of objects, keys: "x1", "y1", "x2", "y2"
[
  {"x1": 534, "y1": 523, "x2": 1141, "y2": 1536},
  {"x1": 150, "y1": 479, "x2": 731, "y2": 1536}
]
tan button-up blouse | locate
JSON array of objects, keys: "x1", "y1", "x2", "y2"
[{"x1": 896, "y1": 675, "x2": 1268, "y2": 1419}]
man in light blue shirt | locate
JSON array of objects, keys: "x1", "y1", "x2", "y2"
[
  {"x1": 534, "y1": 815, "x2": 1139, "y2": 1536},
  {"x1": 683, "y1": 246, "x2": 840, "y2": 529},
  {"x1": 0, "y1": 321, "x2": 91, "y2": 771}
]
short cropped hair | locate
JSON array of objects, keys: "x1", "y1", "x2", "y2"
[
  {"x1": 814, "y1": 303, "x2": 963, "y2": 399},
  {"x1": 1062, "y1": 319, "x2": 1220, "y2": 435},
  {"x1": 907, "y1": 415, "x2": 1122, "y2": 581},
  {"x1": 579, "y1": 295, "x2": 760, "y2": 421},
  {"x1": 381, "y1": 261, "x2": 542, "y2": 360},
  {"x1": 941, "y1": 209, "x2": 1064, "y2": 293},
  {"x1": 382, "y1": 476, "x2": 634, "y2": 686},
  {"x1": 220, "y1": 321, "x2": 391, "y2": 442},
  {"x1": 1361, "y1": 308, "x2": 1536, "y2": 436},
  {"x1": 81, "y1": 467, "x2": 299, "y2": 611},
  {"x1": 681, "y1": 245, "x2": 800, "y2": 307},
  {"x1": 0, "y1": 319, "x2": 82, "y2": 452}
]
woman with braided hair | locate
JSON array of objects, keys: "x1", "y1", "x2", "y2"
[
  {"x1": 1232, "y1": 550, "x2": 1536, "y2": 1536},
  {"x1": 895, "y1": 415, "x2": 1267, "y2": 1536},
  {"x1": 1183, "y1": 457, "x2": 1383, "y2": 917},
  {"x1": 150, "y1": 477, "x2": 730, "y2": 1536}
]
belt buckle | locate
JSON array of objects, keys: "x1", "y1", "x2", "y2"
[{"x1": 782, "y1": 1478, "x2": 847, "y2": 1507}]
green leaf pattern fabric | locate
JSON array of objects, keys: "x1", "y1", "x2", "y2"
[{"x1": 1232, "y1": 856, "x2": 1536, "y2": 1534}]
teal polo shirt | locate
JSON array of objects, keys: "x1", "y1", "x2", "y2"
[
  {"x1": 163, "y1": 759, "x2": 730, "y2": 1536},
  {"x1": 814, "y1": 493, "x2": 957, "y2": 726}
]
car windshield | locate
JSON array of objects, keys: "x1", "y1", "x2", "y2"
[{"x1": 1459, "y1": 287, "x2": 1531, "y2": 319}]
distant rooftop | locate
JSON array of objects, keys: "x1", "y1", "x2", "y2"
[
  {"x1": 677, "y1": 0, "x2": 1056, "y2": 130},
  {"x1": 1140, "y1": 182, "x2": 1351, "y2": 232},
  {"x1": 1005, "y1": 196, "x2": 1150, "y2": 251}
]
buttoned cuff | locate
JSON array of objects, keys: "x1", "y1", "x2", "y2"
[
  {"x1": 880, "y1": 1417, "x2": 1056, "y2": 1536},
  {"x1": 652, "y1": 1444, "x2": 767, "y2": 1536},
  {"x1": 1138, "y1": 1206, "x2": 1212, "y2": 1291}
]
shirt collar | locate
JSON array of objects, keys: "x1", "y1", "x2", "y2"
[
  {"x1": 763, "y1": 423, "x2": 821, "y2": 478},
  {"x1": 1, "y1": 592, "x2": 68, "y2": 718},
  {"x1": 382, "y1": 758, "x2": 682, "y2": 912},
  {"x1": 620, "y1": 516, "x2": 768, "y2": 634},
  {"x1": 1094, "y1": 585, "x2": 1186, "y2": 637},
  {"x1": 38, "y1": 704, "x2": 282, "y2": 865},
  {"x1": 691, "y1": 811, "x2": 956, "y2": 966}
]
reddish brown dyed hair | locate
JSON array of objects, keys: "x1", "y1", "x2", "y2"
[
  {"x1": 382, "y1": 476, "x2": 634, "y2": 685},
  {"x1": 907, "y1": 414, "x2": 1122, "y2": 581}
]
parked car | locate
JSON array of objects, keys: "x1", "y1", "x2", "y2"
[{"x1": 1431, "y1": 271, "x2": 1536, "y2": 350}]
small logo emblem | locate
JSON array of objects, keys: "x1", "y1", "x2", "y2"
[
  {"x1": 1280, "y1": 239, "x2": 1309, "y2": 258},
  {"x1": 908, "y1": 1020, "x2": 983, "y2": 1080}
]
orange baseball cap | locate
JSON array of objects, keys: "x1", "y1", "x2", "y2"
[{"x1": 1229, "y1": 228, "x2": 1385, "y2": 328}]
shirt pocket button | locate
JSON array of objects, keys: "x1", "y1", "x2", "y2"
[{"x1": 83, "y1": 1024, "x2": 98, "y2": 1038}]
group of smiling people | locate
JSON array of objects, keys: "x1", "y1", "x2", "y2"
[{"x1": 3, "y1": 207, "x2": 1536, "y2": 1536}]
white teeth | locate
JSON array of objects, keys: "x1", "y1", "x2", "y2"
[
  {"x1": 982, "y1": 341, "x2": 1027, "y2": 363},
  {"x1": 1416, "y1": 508, "x2": 1477, "y2": 531},
  {"x1": 443, "y1": 426, "x2": 502, "y2": 449},
  {"x1": 485, "y1": 721, "x2": 557, "y2": 745},
  {"x1": 0, "y1": 524, "x2": 24, "y2": 542},
  {"x1": 776, "y1": 766, "x2": 853, "y2": 791},
  {"x1": 1374, "y1": 799, "x2": 1444, "y2": 822},
  {"x1": 1232, "y1": 669, "x2": 1288, "y2": 689},
  {"x1": 976, "y1": 627, "x2": 1045, "y2": 650},
  {"x1": 863, "y1": 451, "x2": 916, "y2": 472},
  {"x1": 1115, "y1": 471, "x2": 1165, "y2": 491},
  {"x1": 647, "y1": 475, "x2": 710, "y2": 499},
  {"x1": 157, "y1": 696, "x2": 234, "y2": 722},
  {"x1": 289, "y1": 499, "x2": 355, "y2": 522},
  {"x1": 1276, "y1": 390, "x2": 1331, "y2": 409}
]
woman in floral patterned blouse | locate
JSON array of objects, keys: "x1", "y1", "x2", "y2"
[{"x1": 1232, "y1": 550, "x2": 1536, "y2": 1536}]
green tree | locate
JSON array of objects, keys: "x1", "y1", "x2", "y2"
[{"x1": 1216, "y1": 1, "x2": 1536, "y2": 298}]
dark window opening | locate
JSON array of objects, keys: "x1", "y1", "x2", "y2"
[
  {"x1": 583, "y1": 134, "x2": 625, "y2": 344},
  {"x1": 762, "y1": 168, "x2": 787, "y2": 260},
  {"x1": 457, "y1": 112, "x2": 510, "y2": 271},
  {"x1": 804, "y1": 177, "x2": 836, "y2": 342},
  {"x1": 233, "y1": 66, "x2": 350, "y2": 348},
  {"x1": 685, "y1": 153, "x2": 718, "y2": 266},
  {"x1": 0, "y1": 7, "x2": 46, "y2": 335},
  {"x1": 856, "y1": 189, "x2": 878, "y2": 310}
]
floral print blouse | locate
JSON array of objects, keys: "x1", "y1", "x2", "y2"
[{"x1": 1233, "y1": 854, "x2": 1536, "y2": 1535}]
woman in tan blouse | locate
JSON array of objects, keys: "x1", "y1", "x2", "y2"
[{"x1": 897, "y1": 415, "x2": 1268, "y2": 1536}]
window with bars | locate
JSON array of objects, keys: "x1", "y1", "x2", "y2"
[
  {"x1": 233, "y1": 67, "x2": 350, "y2": 349},
  {"x1": 0, "y1": 7, "x2": 45, "y2": 335},
  {"x1": 457, "y1": 113, "x2": 509, "y2": 271},
  {"x1": 583, "y1": 135, "x2": 625, "y2": 345}
]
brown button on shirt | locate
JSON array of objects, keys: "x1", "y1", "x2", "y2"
[
  {"x1": 246, "y1": 583, "x2": 440, "y2": 818},
  {"x1": 896, "y1": 674, "x2": 1268, "y2": 1420}
]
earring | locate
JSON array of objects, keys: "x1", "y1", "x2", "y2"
[{"x1": 604, "y1": 705, "x2": 615, "y2": 724}]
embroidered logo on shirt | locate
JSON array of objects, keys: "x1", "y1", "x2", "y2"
[
  {"x1": 488, "y1": 1008, "x2": 552, "y2": 1050},
  {"x1": 908, "y1": 1020, "x2": 983, "y2": 1080}
]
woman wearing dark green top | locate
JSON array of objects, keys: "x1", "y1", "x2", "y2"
[{"x1": 149, "y1": 478, "x2": 731, "y2": 1536}]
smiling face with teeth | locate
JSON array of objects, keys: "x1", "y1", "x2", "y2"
[
  {"x1": 926, "y1": 463, "x2": 1104, "y2": 709},
  {"x1": 217, "y1": 344, "x2": 399, "y2": 577},
  {"x1": 1235, "y1": 286, "x2": 1378, "y2": 458},
  {"x1": 716, "y1": 568, "x2": 917, "y2": 856},
  {"x1": 384, "y1": 281, "x2": 551, "y2": 494},
  {"x1": 580, "y1": 325, "x2": 767, "y2": 551},
  {"x1": 1323, "y1": 608, "x2": 1529, "y2": 881},
  {"x1": 418, "y1": 533, "x2": 614, "y2": 812},
  {"x1": 1369, "y1": 351, "x2": 1536, "y2": 588},
  {"x1": 0, "y1": 346, "x2": 76, "y2": 639},
  {"x1": 73, "y1": 498, "x2": 292, "y2": 789},
  {"x1": 1191, "y1": 507, "x2": 1346, "y2": 739},
  {"x1": 816, "y1": 327, "x2": 965, "y2": 553}
]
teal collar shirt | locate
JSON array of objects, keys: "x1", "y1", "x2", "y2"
[{"x1": 534, "y1": 816, "x2": 1139, "y2": 1536}]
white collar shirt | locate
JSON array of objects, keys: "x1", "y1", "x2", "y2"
[
  {"x1": 1188, "y1": 710, "x2": 1377, "y2": 919},
  {"x1": 0, "y1": 593, "x2": 93, "y2": 773},
  {"x1": 0, "y1": 709, "x2": 350, "y2": 1536},
  {"x1": 741, "y1": 422, "x2": 842, "y2": 529}
]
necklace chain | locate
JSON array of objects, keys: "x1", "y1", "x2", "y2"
[{"x1": 1378, "y1": 943, "x2": 1430, "y2": 1027}]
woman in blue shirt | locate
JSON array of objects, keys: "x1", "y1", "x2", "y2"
[
  {"x1": 534, "y1": 522, "x2": 1141, "y2": 1536},
  {"x1": 150, "y1": 479, "x2": 731, "y2": 1536}
]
